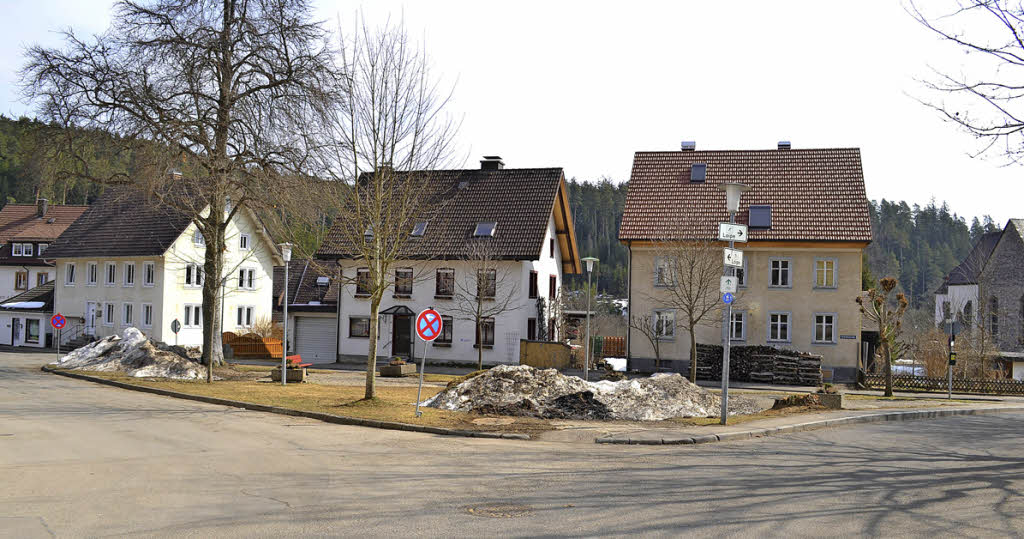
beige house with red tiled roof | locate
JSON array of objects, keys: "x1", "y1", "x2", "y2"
[
  {"x1": 0, "y1": 199, "x2": 87, "y2": 302},
  {"x1": 619, "y1": 143, "x2": 872, "y2": 382}
]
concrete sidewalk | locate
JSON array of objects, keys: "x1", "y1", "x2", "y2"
[{"x1": 584, "y1": 403, "x2": 1024, "y2": 445}]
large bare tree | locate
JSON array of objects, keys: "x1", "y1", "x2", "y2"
[
  {"x1": 21, "y1": 0, "x2": 339, "y2": 375},
  {"x1": 908, "y1": 0, "x2": 1024, "y2": 161},
  {"x1": 450, "y1": 239, "x2": 520, "y2": 370},
  {"x1": 318, "y1": 16, "x2": 457, "y2": 399}
]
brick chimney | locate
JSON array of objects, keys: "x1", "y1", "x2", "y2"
[{"x1": 37, "y1": 198, "x2": 48, "y2": 218}]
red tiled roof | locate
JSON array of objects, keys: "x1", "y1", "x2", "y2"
[
  {"x1": 0, "y1": 203, "x2": 88, "y2": 265},
  {"x1": 618, "y1": 148, "x2": 872, "y2": 242}
]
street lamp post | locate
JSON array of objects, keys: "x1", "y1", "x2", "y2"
[
  {"x1": 716, "y1": 182, "x2": 750, "y2": 425},
  {"x1": 582, "y1": 257, "x2": 599, "y2": 381},
  {"x1": 279, "y1": 243, "x2": 293, "y2": 386}
]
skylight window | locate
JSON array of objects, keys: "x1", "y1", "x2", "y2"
[
  {"x1": 411, "y1": 221, "x2": 428, "y2": 237},
  {"x1": 690, "y1": 163, "x2": 707, "y2": 182},
  {"x1": 473, "y1": 222, "x2": 497, "y2": 237},
  {"x1": 749, "y1": 205, "x2": 772, "y2": 229}
]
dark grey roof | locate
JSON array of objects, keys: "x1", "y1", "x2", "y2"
[
  {"x1": 0, "y1": 280, "x2": 54, "y2": 313},
  {"x1": 273, "y1": 259, "x2": 338, "y2": 312},
  {"x1": 317, "y1": 168, "x2": 579, "y2": 269},
  {"x1": 946, "y1": 231, "x2": 1002, "y2": 286},
  {"x1": 43, "y1": 188, "x2": 193, "y2": 258}
]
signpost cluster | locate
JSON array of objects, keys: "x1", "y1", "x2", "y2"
[{"x1": 717, "y1": 182, "x2": 751, "y2": 424}]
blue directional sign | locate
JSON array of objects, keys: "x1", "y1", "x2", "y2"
[{"x1": 722, "y1": 292, "x2": 734, "y2": 304}]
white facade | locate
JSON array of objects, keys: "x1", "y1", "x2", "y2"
[
  {"x1": 53, "y1": 209, "x2": 279, "y2": 346},
  {"x1": 934, "y1": 284, "x2": 979, "y2": 328},
  {"x1": 0, "y1": 266, "x2": 52, "y2": 302},
  {"x1": 334, "y1": 215, "x2": 565, "y2": 365},
  {"x1": 0, "y1": 311, "x2": 50, "y2": 347}
]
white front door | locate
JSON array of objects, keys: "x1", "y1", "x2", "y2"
[
  {"x1": 85, "y1": 302, "x2": 97, "y2": 336},
  {"x1": 12, "y1": 318, "x2": 22, "y2": 346}
]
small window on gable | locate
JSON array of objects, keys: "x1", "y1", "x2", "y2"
[
  {"x1": 193, "y1": 229, "x2": 205, "y2": 246},
  {"x1": 690, "y1": 163, "x2": 707, "y2": 182},
  {"x1": 239, "y1": 234, "x2": 250, "y2": 250},
  {"x1": 473, "y1": 222, "x2": 496, "y2": 237},
  {"x1": 749, "y1": 205, "x2": 772, "y2": 229},
  {"x1": 411, "y1": 221, "x2": 428, "y2": 237}
]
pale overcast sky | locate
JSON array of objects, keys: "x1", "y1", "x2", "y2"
[{"x1": 0, "y1": 0, "x2": 1018, "y2": 224}]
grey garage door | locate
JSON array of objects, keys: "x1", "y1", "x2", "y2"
[{"x1": 294, "y1": 316, "x2": 337, "y2": 363}]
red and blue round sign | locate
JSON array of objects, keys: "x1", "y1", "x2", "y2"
[
  {"x1": 51, "y1": 313, "x2": 66, "y2": 330},
  {"x1": 415, "y1": 308, "x2": 442, "y2": 342}
]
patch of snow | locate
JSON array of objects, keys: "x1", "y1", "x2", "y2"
[
  {"x1": 49, "y1": 327, "x2": 206, "y2": 380},
  {"x1": 424, "y1": 365, "x2": 764, "y2": 421},
  {"x1": 1, "y1": 301, "x2": 46, "y2": 309},
  {"x1": 604, "y1": 357, "x2": 627, "y2": 372}
]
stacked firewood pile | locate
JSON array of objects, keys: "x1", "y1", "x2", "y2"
[{"x1": 696, "y1": 344, "x2": 822, "y2": 386}]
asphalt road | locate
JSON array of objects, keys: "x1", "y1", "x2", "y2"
[{"x1": 4, "y1": 351, "x2": 1024, "y2": 538}]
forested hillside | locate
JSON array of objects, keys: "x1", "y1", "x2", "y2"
[
  {"x1": 564, "y1": 177, "x2": 629, "y2": 296},
  {"x1": 867, "y1": 199, "x2": 1001, "y2": 308},
  {"x1": 2, "y1": 115, "x2": 1006, "y2": 307}
]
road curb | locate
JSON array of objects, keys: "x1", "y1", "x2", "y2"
[
  {"x1": 595, "y1": 406, "x2": 1024, "y2": 445},
  {"x1": 42, "y1": 367, "x2": 530, "y2": 441}
]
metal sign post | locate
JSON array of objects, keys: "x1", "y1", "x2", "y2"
[
  {"x1": 948, "y1": 332, "x2": 956, "y2": 400},
  {"x1": 51, "y1": 313, "x2": 67, "y2": 360},
  {"x1": 414, "y1": 308, "x2": 442, "y2": 417}
]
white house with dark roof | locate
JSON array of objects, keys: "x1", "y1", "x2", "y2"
[
  {"x1": 619, "y1": 142, "x2": 872, "y2": 382},
  {"x1": 45, "y1": 188, "x2": 283, "y2": 346},
  {"x1": 0, "y1": 199, "x2": 87, "y2": 302},
  {"x1": 312, "y1": 157, "x2": 581, "y2": 365}
]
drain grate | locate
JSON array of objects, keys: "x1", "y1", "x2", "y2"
[{"x1": 464, "y1": 504, "x2": 533, "y2": 518}]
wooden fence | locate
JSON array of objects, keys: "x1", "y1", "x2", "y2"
[
  {"x1": 862, "y1": 373, "x2": 1024, "y2": 395},
  {"x1": 223, "y1": 332, "x2": 283, "y2": 359}
]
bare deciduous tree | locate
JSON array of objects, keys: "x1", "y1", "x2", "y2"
[
  {"x1": 645, "y1": 240, "x2": 723, "y2": 382},
  {"x1": 21, "y1": 0, "x2": 339, "y2": 379},
  {"x1": 908, "y1": 0, "x2": 1024, "y2": 161},
  {"x1": 628, "y1": 313, "x2": 667, "y2": 370},
  {"x1": 450, "y1": 239, "x2": 520, "y2": 370},
  {"x1": 317, "y1": 16, "x2": 457, "y2": 399},
  {"x1": 857, "y1": 277, "x2": 910, "y2": 397}
]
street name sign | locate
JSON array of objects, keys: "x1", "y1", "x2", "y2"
[
  {"x1": 723, "y1": 248, "x2": 744, "y2": 268},
  {"x1": 720, "y1": 275, "x2": 737, "y2": 294},
  {"x1": 718, "y1": 223, "x2": 748, "y2": 242}
]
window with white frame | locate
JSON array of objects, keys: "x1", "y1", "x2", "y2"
[
  {"x1": 142, "y1": 303, "x2": 153, "y2": 328},
  {"x1": 193, "y1": 229, "x2": 205, "y2": 246},
  {"x1": 184, "y1": 304, "x2": 202, "y2": 328},
  {"x1": 654, "y1": 310, "x2": 676, "y2": 340},
  {"x1": 37, "y1": 243, "x2": 47, "y2": 256},
  {"x1": 22, "y1": 243, "x2": 33, "y2": 256},
  {"x1": 814, "y1": 258, "x2": 837, "y2": 288},
  {"x1": 103, "y1": 303, "x2": 115, "y2": 326},
  {"x1": 86, "y1": 262, "x2": 98, "y2": 286},
  {"x1": 238, "y1": 268, "x2": 256, "y2": 290},
  {"x1": 143, "y1": 262, "x2": 155, "y2": 287},
  {"x1": 239, "y1": 234, "x2": 250, "y2": 250},
  {"x1": 185, "y1": 263, "x2": 204, "y2": 288},
  {"x1": 768, "y1": 312, "x2": 791, "y2": 342},
  {"x1": 123, "y1": 263, "x2": 135, "y2": 287},
  {"x1": 123, "y1": 303, "x2": 134, "y2": 326},
  {"x1": 12, "y1": 243, "x2": 22, "y2": 256},
  {"x1": 813, "y1": 313, "x2": 836, "y2": 344},
  {"x1": 64, "y1": 263, "x2": 76, "y2": 286},
  {"x1": 654, "y1": 257, "x2": 674, "y2": 287},
  {"x1": 730, "y1": 311, "x2": 746, "y2": 341},
  {"x1": 105, "y1": 262, "x2": 116, "y2": 286},
  {"x1": 770, "y1": 258, "x2": 791, "y2": 288},
  {"x1": 236, "y1": 306, "x2": 254, "y2": 328}
]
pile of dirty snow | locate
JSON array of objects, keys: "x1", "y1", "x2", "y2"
[
  {"x1": 423, "y1": 365, "x2": 764, "y2": 421},
  {"x1": 50, "y1": 328, "x2": 207, "y2": 380}
]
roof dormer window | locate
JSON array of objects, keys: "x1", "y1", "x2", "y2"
[
  {"x1": 411, "y1": 221, "x2": 428, "y2": 237},
  {"x1": 473, "y1": 222, "x2": 497, "y2": 237},
  {"x1": 690, "y1": 163, "x2": 707, "y2": 183}
]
